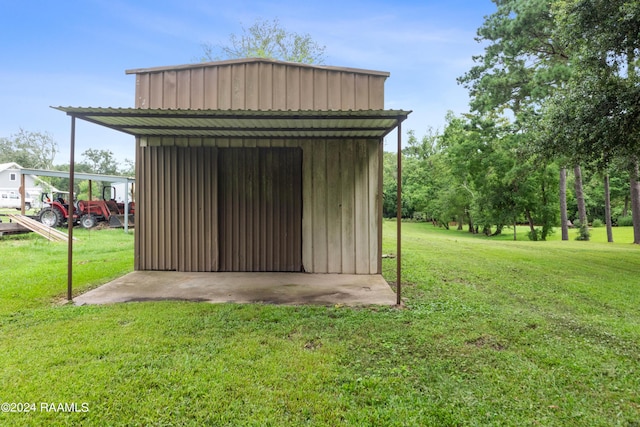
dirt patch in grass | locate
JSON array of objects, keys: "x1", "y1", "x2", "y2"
[{"x1": 466, "y1": 335, "x2": 507, "y2": 351}]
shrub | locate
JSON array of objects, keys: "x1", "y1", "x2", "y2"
[
  {"x1": 528, "y1": 228, "x2": 543, "y2": 241},
  {"x1": 617, "y1": 216, "x2": 634, "y2": 227},
  {"x1": 591, "y1": 218, "x2": 604, "y2": 228},
  {"x1": 575, "y1": 224, "x2": 591, "y2": 241},
  {"x1": 412, "y1": 211, "x2": 426, "y2": 222}
]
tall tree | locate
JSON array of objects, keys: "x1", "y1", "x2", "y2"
[
  {"x1": 459, "y1": 0, "x2": 582, "y2": 239},
  {"x1": 559, "y1": 167, "x2": 569, "y2": 240},
  {"x1": 80, "y1": 149, "x2": 123, "y2": 198},
  {"x1": 458, "y1": 0, "x2": 570, "y2": 116},
  {"x1": 539, "y1": 0, "x2": 640, "y2": 243},
  {"x1": 631, "y1": 157, "x2": 640, "y2": 243},
  {"x1": 604, "y1": 172, "x2": 613, "y2": 242},
  {"x1": 573, "y1": 164, "x2": 590, "y2": 240},
  {"x1": 81, "y1": 149, "x2": 119, "y2": 176},
  {"x1": 0, "y1": 128, "x2": 58, "y2": 169},
  {"x1": 200, "y1": 18, "x2": 326, "y2": 64}
]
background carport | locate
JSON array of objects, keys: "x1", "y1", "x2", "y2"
[{"x1": 19, "y1": 168, "x2": 135, "y2": 232}]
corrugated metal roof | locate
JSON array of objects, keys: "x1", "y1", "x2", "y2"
[{"x1": 53, "y1": 107, "x2": 411, "y2": 139}]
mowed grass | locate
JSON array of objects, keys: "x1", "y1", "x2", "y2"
[{"x1": 0, "y1": 224, "x2": 639, "y2": 426}]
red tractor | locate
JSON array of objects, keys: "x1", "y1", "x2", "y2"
[
  {"x1": 38, "y1": 187, "x2": 135, "y2": 229},
  {"x1": 77, "y1": 186, "x2": 135, "y2": 229},
  {"x1": 38, "y1": 192, "x2": 78, "y2": 227}
]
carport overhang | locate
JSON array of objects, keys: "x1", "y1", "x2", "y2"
[{"x1": 54, "y1": 107, "x2": 411, "y2": 305}]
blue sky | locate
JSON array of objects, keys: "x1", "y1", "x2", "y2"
[{"x1": 1, "y1": 0, "x2": 496, "y2": 165}]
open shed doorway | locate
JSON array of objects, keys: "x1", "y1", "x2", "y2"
[{"x1": 218, "y1": 147, "x2": 302, "y2": 272}]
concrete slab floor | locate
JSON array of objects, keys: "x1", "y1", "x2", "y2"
[{"x1": 73, "y1": 271, "x2": 398, "y2": 306}]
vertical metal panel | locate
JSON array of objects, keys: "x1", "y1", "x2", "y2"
[
  {"x1": 300, "y1": 68, "x2": 314, "y2": 110},
  {"x1": 368, "y1": 139, "x2": 380, "y2": 274},
  {"x1": 327, "y1": 71, "x2": 342, "y2": 110},
  {"x1": 136, "y1": 74, "x2": 150, "y2": 108},
  {"x1": 141, "y1": 143, "x2": 150, "y2": 269},
  {"x1": 134, "y1": 140, "x2": 142, "y2": 269},
  {"x1": 355, "y1": 75, "x2": 370, "y2": 110},
  {"x1": 156, "y1": 147, "x2": 166, "y2": 269},
  {"x1": 259, "y1": 62, "x2": 273, "y2": 109},
  {"x1": 203, "y1": 67, "x2": 218, "y2": 109},
  {"x1": 311, "y1": 142, "x2": 328, "y2": 273},
  {"x1": 301, "y1": 142, "x2": 314, "y2": 271},
  {"x1": 297, "y1": 139, "x2": 380, "y2": 274},
  {"x1": 149, "y1": 73, "x2": 164, "y2": 108},
  {"x1": 369, "y1": 75, "x2": 386, "y2": 109},
  {"x1": 169, "y1": 146, "x2": 178, "y2": 269},
  {"x1": 190, "y1": 68, "x2": 204, "y2": 109},
  {"x1": 286, "y1": 66, "x2": 300, "y2": 109},
  {"x1": 231, "y1": 63, "x2": 246, "y2": 109},
  {"x1": 326, "y1": 140, "x2": 343, "y2": 273},
  {"x1": 340, "y1": 142, "x2": 356, "y2": 273},
  {"x1": 245, "y1": 63, "x2": 259, "y2": 109},
  {"x1": 218, "y1": 65, "x2": 232, "y2": 109},
  {"x1": 137, "y1": 146, "x2": 219, "y2": 271},
  {"x1": 218, "y1": 148, "x2": 302, "y2": 272},
  {"x1": 150, "y1": 146, "x2": 160, "y2": 268},
  {"x1": 354, "y1": 140, "x2": 370, "y2": 274},
  {"x1": 272, "y1": 64, "x2": 287, "y2": 110},
  {"x1": 341, "y1": 73, "x2": 356, "y2": 110},
  {"x1": 313, "y1": 70, "x2": 328, "y2": 110},
  {"x1": 176, "y1": 147, "x2": 187, "y2": 270},
  {"x1": 176, "y1": 70, "x2": 191, "y2": 108},
  {"x1": 163, "y1": 71, "x2": 177, "y2": 108}
]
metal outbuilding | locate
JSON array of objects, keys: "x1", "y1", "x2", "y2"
[{"x1": 57, "y1": 58, "x2": 410, "y2": 303}]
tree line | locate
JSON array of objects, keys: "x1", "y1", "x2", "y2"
[
  {"x1": 385, "y1": 0, "x2": 640, "y2": 243},
  {"x1": 383, "y1": 117, "x2": 634, "y2": 240}
]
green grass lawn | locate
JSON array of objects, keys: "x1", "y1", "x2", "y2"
[{"x1": 0, "y1": 224, "x2": 639, "y2": 426}]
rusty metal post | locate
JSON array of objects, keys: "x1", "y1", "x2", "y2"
[
  {"x1": 67, "y1": 116, "x2": 76, "y2": 301},
  {"x1": 396, "y1": 122, "x2": 402, "y2": 306}
]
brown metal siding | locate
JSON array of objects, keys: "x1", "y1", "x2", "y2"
[
  {"x1": 299, "y1": 139, "x2": 380, "y2": 274},
  {"x1": 133, "y1": 60, "x2": 385, "y2": 274},
  {"x1": 134, "y1": 61, "x2": 385, "y2": 110},
  {"x1": 218, "y1": 148, "x2": 302, "y2": 272},
  {"x1": 136, "y1": 138, "x2": 380, "y2": 273},
  {"x1": 136, "y1": 145, "x2": 218, "y2": 271}
]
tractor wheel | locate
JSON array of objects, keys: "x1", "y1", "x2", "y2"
[
  {"x1": 39, "y1": 207, "x2": 63, "y2": 228},
  {"x1": 80, "y1": 214, "x2": 98, "y2": 229}
]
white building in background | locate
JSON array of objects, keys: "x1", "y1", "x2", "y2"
[{"x1": 0, "y1": 162, "x2": 54, "y2": 209}]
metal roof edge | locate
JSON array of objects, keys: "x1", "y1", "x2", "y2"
[
  {"x1": 125, "y1": 58, "x2": 391, "y2": 78},
  {"x1": 20, "y1": 168, "x2": 135, "y2": 183},
  {"x1": 53, "y1": 106, "x2": 411, "y2": 116}
]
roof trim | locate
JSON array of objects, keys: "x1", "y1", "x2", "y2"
[
  {"x1": 20, "y1": 168, "x2": 135, "y2": 183},
  {"x1": 53, "y1": 107, "x2": 411, "y2": 140},
  {"x1": 125, "y1": 58, "x2": 391, "y2": 78},
  {"x1": 0, "y1": 162, "x2": 22, "y2": 173}
]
